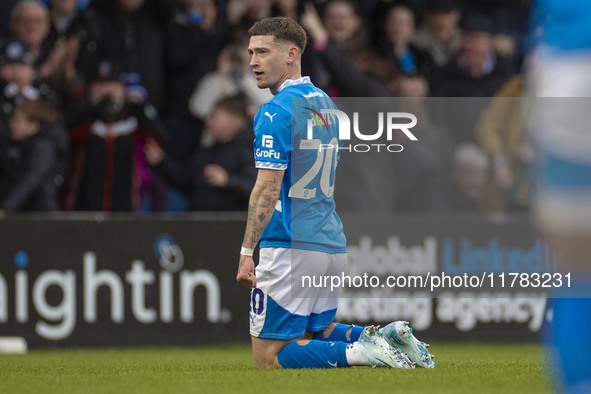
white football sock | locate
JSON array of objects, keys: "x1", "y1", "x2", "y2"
[{"x1": 345, "y1": 342, "x2": 369, "y2": 366}]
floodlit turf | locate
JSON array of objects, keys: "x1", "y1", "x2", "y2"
[{"x1": 0, "y1": 342, "x2": 554, "y2": 394}]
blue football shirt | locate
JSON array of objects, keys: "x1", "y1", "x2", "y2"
[
  {"x1": 532, "y1": 0, "x2": 591, "y2": 51},
  {"x1": 252, "y1": 77, "x2": 346, "y2": 253}
]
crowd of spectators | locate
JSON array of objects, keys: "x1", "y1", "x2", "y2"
[{"x1": 0, "y1": 0, "x2": 533, "y2": 215}]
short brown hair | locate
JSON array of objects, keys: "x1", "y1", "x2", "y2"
[
  {"x1": 248, "y1": 17, "x2": 307, "y2": 53},
  {"x1": 214, "y1": 95, "x2": 248, "y2": 121}
]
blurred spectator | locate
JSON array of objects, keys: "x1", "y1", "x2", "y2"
[
  {"x1": 63, "y1": 59, "x2": 169, "y2": 212},
  {"x1": 273, "y1": 0, "x2": 298, "y2": 19},
  {"x1": 450, "y1": 142, "x2": 489, "y2": 211},
  {"x1": 301, "y1": 2, "x2": 390, "y2": 96},
  {"x1": 0, "y1": 99, "x2": 60, "y2": 212},
  {"x1": 226, "y1": 0, "x2": 273, "y2": 30},
  {"x1": 8, "y1": 0, "x2": 51, "y2": 62},
  {"x1": 332, "y1": 77, "x2": 435, "y2": 214},
  {"x1": 0, "y1": 38, "x2": 59, "y2": 110},
  {"x1": 411, "y1": 0, "x2": 461, "y2": 67},
  {"x1": 322, "y1": 0, "x2": 366, "y2": 55},
  {"x1": 393, "y1": 75, "x2": 454, "y2": 212},
  {"x1": 44, "y1": 0, "x2": 101, "y2": 91},
  {"x1": 430, "y1": 12, "x2": 515, "y2": 97},
  {"x1": 375, "y1": 3, "x2": 434, "y2": 77},
  {"x1": 189, "y1": 38, "x2": 273, "y2": 121},
  {"x1": 145, "y1": 96, "x2": 256, "y2": 211},
  {"x1": 0, "y1": 39, "x2": 39, "y2": 118},
  {"x1": 0, "y1": 38, "x2": 70, "y2": 183},
  {"x1": 225, "y1": 0, "x2": 298, "y2": 30},
  {"x1": 300, "y1": 0, "x2": 384, "y2": 96},
  {"x1": 476, "y1": 74, "x2": 533, "y2": 213},
  {"x1": 87, "y1": 0, "x2": 174, "y2": 113},
  {"x1": 8, "y1": 0, "x2": 80, "y2": 110},
  {"x1": 165, "y1": 0, "x2": 226, "y2": 166},
  {"x1": 461, "y1": 0, "x2": 530, "y2": 70},
  {"x1": 429, "y1": 13, "x2": 516, "y2": 146}
]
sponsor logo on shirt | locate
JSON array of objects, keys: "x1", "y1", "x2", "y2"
[
  {"x1": 262, "y1": 135, "x2": 273, "y2": 148},
  {"x1": 255, "y1": 148, "x2": 280, "y2": 159}
]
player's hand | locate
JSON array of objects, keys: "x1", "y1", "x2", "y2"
[{"x1": 236, "y1": 255, "x2": 256, "y2": 289}]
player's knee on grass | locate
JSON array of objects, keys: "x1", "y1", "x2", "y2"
[
  {"x1": 253, "y1": 352, "x2": 280, "y2": 370},
  {"x1": 251, "y1": 337, "x2": 287, "y2": 369}
]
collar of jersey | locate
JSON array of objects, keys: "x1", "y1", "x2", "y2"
[{"x1": 277, "y1": 76, "x2": 311, "y2": 92}]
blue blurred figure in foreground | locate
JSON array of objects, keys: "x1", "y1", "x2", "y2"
[{"x1": 528, "y1": 1, "x2": 591, "y2": 393}]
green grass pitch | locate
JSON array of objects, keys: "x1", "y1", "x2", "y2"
[{"x1": 0, "y1": 342, "x2": 554, "y2": 394}]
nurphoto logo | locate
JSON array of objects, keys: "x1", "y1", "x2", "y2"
[{"x1": 304, "y1": 109, "x2": 418, "y2": 153}]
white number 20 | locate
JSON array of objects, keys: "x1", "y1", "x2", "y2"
[{"x1": 288, "y1": 137, "x2": 338, "y2": 200}]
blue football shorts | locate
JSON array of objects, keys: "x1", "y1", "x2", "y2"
[{"x1": 249, "y1": 247, "x2": 347, "y2": 340}]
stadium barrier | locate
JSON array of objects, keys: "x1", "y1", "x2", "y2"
[{"x1": 0, "y1": 213, "x2": 551, "y2": 348}]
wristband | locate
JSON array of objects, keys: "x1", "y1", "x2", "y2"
[{"x1": 240, "y1": 247, "x2": 254, "y2": 256}]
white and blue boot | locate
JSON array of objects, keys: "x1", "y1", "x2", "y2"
[
  {"x1": 380, "y1": 321, "x2": 435, "y2": 368},
  {"x1": 356, "y1": 325, "x2": 415, "y2": 369}
]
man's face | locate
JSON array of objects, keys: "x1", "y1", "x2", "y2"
[
  {"x1": 426, "y1": 10, "x2": 460, "y2": 43},
  {"x1": 248, "y1": 35, "x2": 290, "y2": 94},
  {"x1": 323, "y1": 1, "x2": 360, "y2": 43},
  {"x1": 89, "y1": 80, "x2": 126, "y2": 106},
  {"x1": 386, "y1": 6, "x2": 415, "y2": 46},
  {"x1": 461, "y1": 30, "x2": 492, "y2": 66},
  {"x1": 11, "y1": 3, "x2": 50, "y2": 48}
]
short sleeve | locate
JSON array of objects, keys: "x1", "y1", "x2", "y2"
[{"x1": 253, "y1": 103, "x2": 291, "y2": 170}]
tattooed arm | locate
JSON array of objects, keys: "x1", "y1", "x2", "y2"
[{"x1": 236, "y1": 169, "x2": 284, "y2": 289}]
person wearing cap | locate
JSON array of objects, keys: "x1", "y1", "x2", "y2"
[
  {"x1": 0, "y1": 38, "x2": 62, "y2": 116},
  {"x1": 411, "y1": 0, "x2": 462, "y2": 67},
  {"x1": 0, "y1": 39, "x2": 37, "y2": 107},
  {"x1": 84, "y1": 0, "x2": 172, "y2": 113},
  {"x1": 63, "y1": 59, "x2": 169, "y2": 212},
  {"x1": 430, "y1": 12, "x2": 515, "y2": 98},
  {"x1": 429, "y1": 13, "x2": 516, "y2": 146},
  {"x1": 8, "y1": 0, "x2": 80, "y2": 90},
  {"x1": 0, "y1": 38, "x2": 70, "y2": 185}
]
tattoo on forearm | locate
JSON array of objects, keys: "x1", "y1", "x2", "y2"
[{"x1": 241, "y1": 176, "x2": 281, "y2": 249}]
